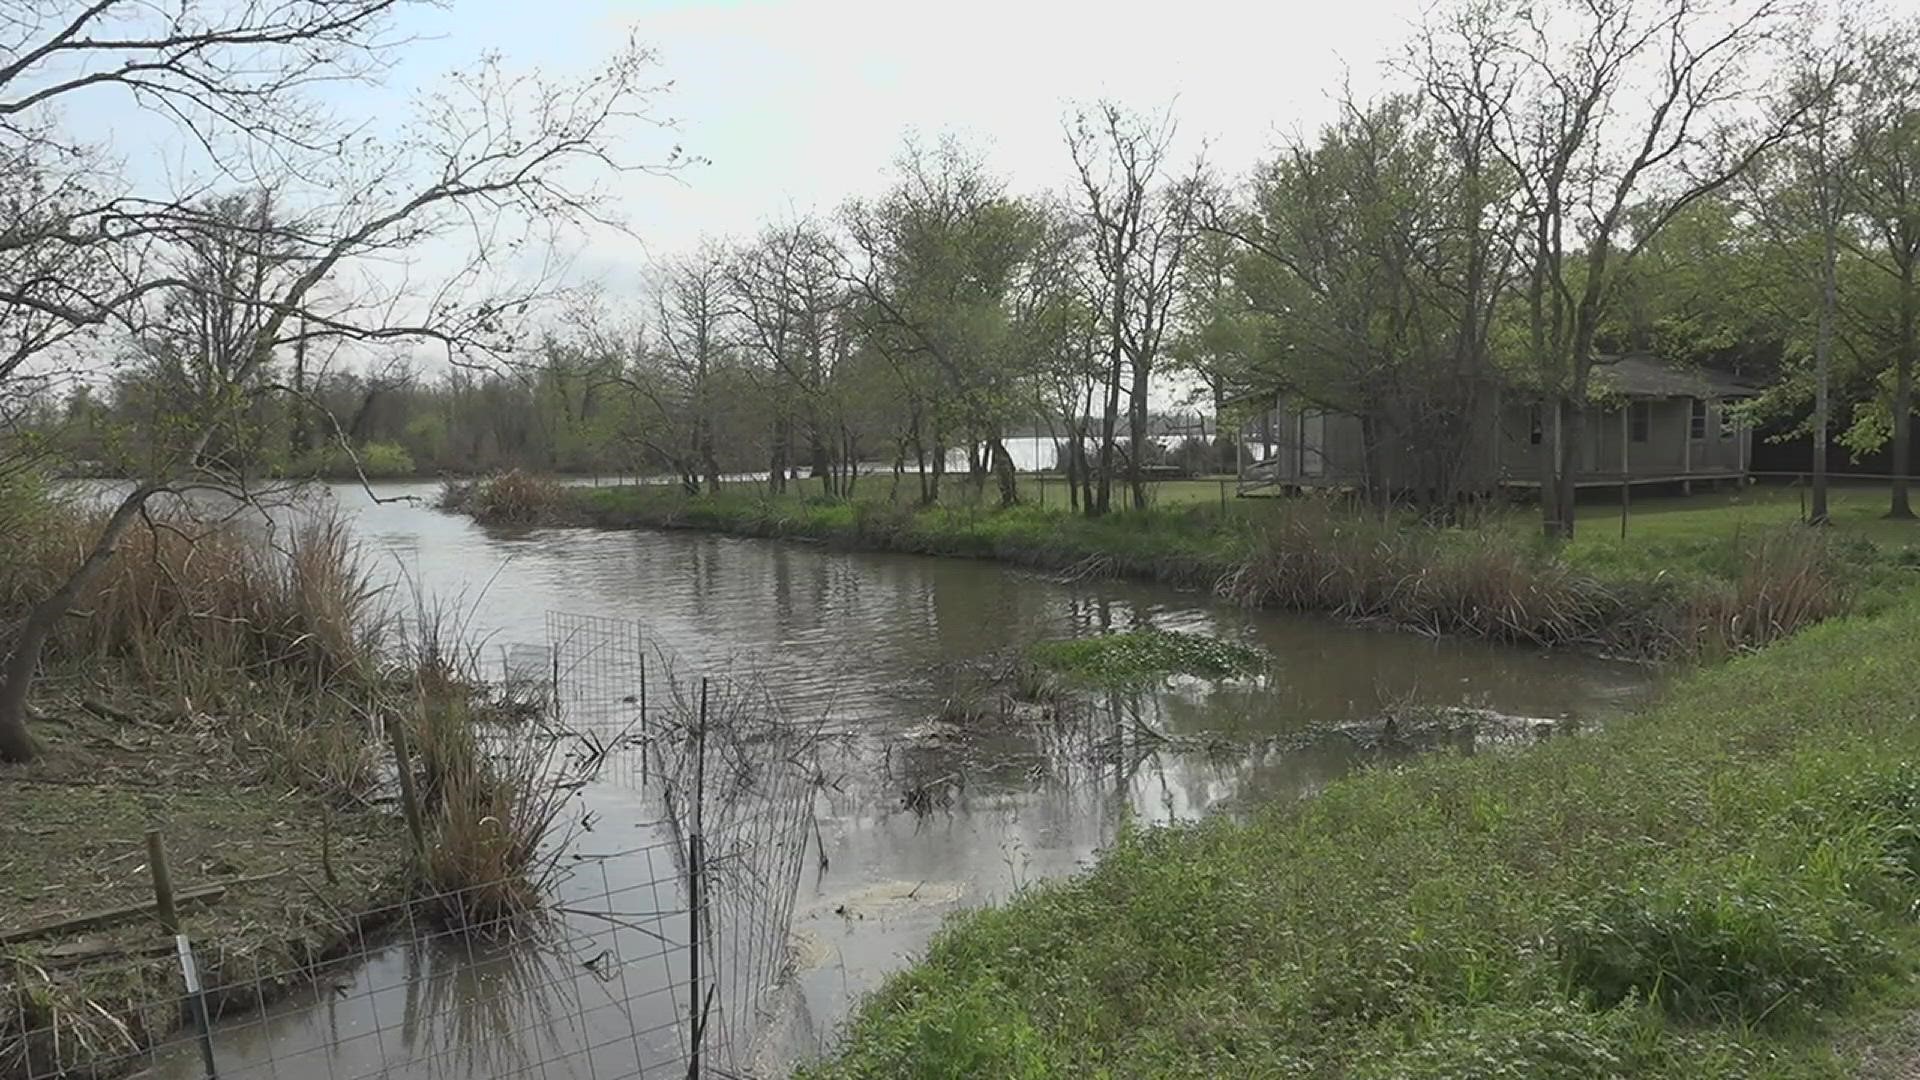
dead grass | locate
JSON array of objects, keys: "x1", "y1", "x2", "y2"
[
  {"x1": 440, "y1": 470, "x2": 567, "y2": 527},
  {"x1": 0, "y1": 697, "x2": 407, "y2": 1080},
  {"x1": 10, "y1": 503, "x2": 386, "y2": 700},
  {"x1": 417, "y1": 726, "x2": 573, "y2": 934},
  {"x1": 1215, "y1": 500, "x2": 1849, "y2": 657}
]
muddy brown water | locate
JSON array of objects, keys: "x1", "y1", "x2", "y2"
[{"x1": 137, "y1": 480, "x2": 1655, "y2": 1079}]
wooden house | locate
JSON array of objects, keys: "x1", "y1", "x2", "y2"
[{"x1": 1238, "y1": 354, "x2": 1759, "y2": 497}]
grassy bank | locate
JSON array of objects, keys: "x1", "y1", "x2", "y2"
[
  {"x1": 447, "y1": 474, "x2": 1910, "y2": 659},
  {"x1": 805, "y1": 593, "x2": 1920, "y2": 1078},
  {"x1": 0, "y1": 489, "x2": 562, "y2": 1079}
]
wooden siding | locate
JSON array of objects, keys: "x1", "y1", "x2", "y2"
[{"x1": 1244, "y1": 391, "x2": 1752, "y2": 492}]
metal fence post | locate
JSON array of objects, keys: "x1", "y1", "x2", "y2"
[
  {"x1": 174, "y1": 933, "x2": 219, "y2": 1079},
  {"x1": 686, "y1": 677, "x2": 709, "y2": 1080}
]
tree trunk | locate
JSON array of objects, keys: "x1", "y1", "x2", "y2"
[
  {"x1": 1813, "y1": 214, "x2": 1838, "y2": 526},
  {"x1": 699, "y1": 418, "x2": 721, "y2": 497},
  {"x1": 1539, "y1": 397, "x2": 1566, "y2": 540},
  {"x1": 768, "y1": 416, "x2": 788, "y2": 496},
  {"x1": 1096, "y1": 356, "x2": 1122, "y2": 516},
  {"x1": 288, "y1": 328, "x2": 311, "y2": 461},
  {"x1": 929, "y1": 430, "x2": 945, "y2": 506},
  {"x1": 1556, "y1": 403, "x2": 1583, "y2": 538},
  {"x1": 1128, "y1": 361, "x2": 1150, "y2": 511},
  {"x1": 1360, "y1": 414, "x2": 1388, "y2": 509},
  {"x1": 990, "y1": 437, "x2": 1018, "y2": 507},
  {"x1": 1891, "y1": 265, "x2": 1915, "y2": 519},
  {"x1": 1062, "y1": 419, "x2": 1084, "y2": 513},
  {"x1": 807, "y1": 406, "x2": 831, "y2": 488},
  {"x1": 0, "y1": 485, "x2": 158, "y2": 764}
]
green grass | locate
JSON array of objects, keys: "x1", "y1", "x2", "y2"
[
  {"x1": 580, "y1": 472, "x2": 1243, "y2": 512},
  {"x1": 1026, "y1": 629, "x2": 1267, "y2": 689},
  {"x1": 803, "y1": 593, "x2": 1920, "y2": 1079},
  {"x1": 1572, "y1": 483, "x2": 1920, "y2": 558}
]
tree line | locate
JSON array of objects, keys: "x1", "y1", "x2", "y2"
[{"x1": 28, "y1": 1, "x2": 1920, "y2": 535}]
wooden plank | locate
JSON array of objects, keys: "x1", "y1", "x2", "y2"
[
  {"x1": 39, "y1": 938, "x2": 176, "y2": 970},
  {"x1": 0, "y1": 884, "x2": 228, "y2": 945}
]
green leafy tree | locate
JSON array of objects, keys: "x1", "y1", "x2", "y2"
[
  {"x1": 1847, "y1": 21, "x2": 1920, "y2": 516},
  {"x1": 843, "y1": 137, "x2": 1038, "y2": 506}
]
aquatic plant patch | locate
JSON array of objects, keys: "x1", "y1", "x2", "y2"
[{"x1": 1026, "y1": 628, "x2": 1267, "y2": 688}]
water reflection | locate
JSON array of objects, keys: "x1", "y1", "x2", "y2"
[{"x1": 143, "y1": 481, "x2": 1653, "y2": 1077}]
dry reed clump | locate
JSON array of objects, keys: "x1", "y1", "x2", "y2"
[
  {"x1": 6, "y1": 502, "x2": 384, "y2": 689},
  {"x1": 1215, "y1": 503, "x2": 1845, "y2": 658},
  {"x1": 398, "y1": 606, "x2": 575, "y2": 935},
  {"x1": 1684, "y1": 528, "x2": 1849, "y2": 656},
  {"x1": 416, "y1": 719, "x2": 572, "y2": 934},
  {"x1": 456, "y1": 470, "x2": 568, "y2": 526},
  {"x1": 1212, "y1": 505, "x2": 1606, "y2": 646}
]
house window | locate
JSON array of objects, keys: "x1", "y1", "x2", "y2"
[
  {"x1": 1630, "y1": 401, "x2": 1651, "y2": 443},
  {"x1": 1719, "y1": 402, "x2": 1736, "y2": 440},
  {"x1": 1690, "y1": 399, "x2": 1707, "y2": 440},
  {"x1": 1529, "y1": 405, "x2": 1543, "y2": 445}
]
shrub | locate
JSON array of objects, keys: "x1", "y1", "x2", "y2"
[
  {"x1": 291, "y1": 440, "x2": 417, "y2": 479},
  {"x1": 853, "y1": 499, "x2": 917, "y2": 544}
]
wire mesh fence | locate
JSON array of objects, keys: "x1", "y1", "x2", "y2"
[{"x1": 5, "y1": 611, "x2": 820, "y2": 1080}]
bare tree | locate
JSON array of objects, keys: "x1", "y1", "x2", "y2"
[
  {"x1": 1013, "y1": 199, "x2": 1101, "y2": 511},
  {"x1": 0, "y1": 11, "x2": 678, "y2": 761},
  {"x1": 631, "y1": 244, "x2": 738, "y2": 495},
  {"x1": 1067, "y1": 103, "x2": 1199, "y2": 513},
  {"x1": 729, "y1": 220, "x2": 850, "y2": 494}
]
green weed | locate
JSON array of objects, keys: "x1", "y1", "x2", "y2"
[{"x1": 1026, "y1": 628, "x2": 1266, "y2": 688}]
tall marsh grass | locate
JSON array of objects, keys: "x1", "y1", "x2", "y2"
[
  {"x1": 1215, "y1": 502, "x2": 1845, "y2": 657},
  {"x1": 4, "y1": 501, "x2": 385, "y2": 690},
  {"x1": 1, "y1": 494, "x2": 573, "y2": 934},
  {"x1": 439, "y1": 470, "x2": 567, "y2": 526}
]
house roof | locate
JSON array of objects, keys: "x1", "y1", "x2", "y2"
[
  {"x1": 1222, "y1": 352, "x2": 1761, "y2": 407},
  {"x1": 1589, "y1": 353, "x2": 1759, "y2": 399}
]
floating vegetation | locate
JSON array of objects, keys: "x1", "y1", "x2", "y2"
[{"x1": 1025, "y1": 629, "x2": 1267, "y2": 689}]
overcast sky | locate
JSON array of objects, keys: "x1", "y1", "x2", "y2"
[{"x1": 357, "y1": 0, "x2": 1421, "y2": 287}]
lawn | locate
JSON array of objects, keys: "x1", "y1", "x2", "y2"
[{"x1": 1574, "y1": 482, "x2": 1920, "y2": 551}]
